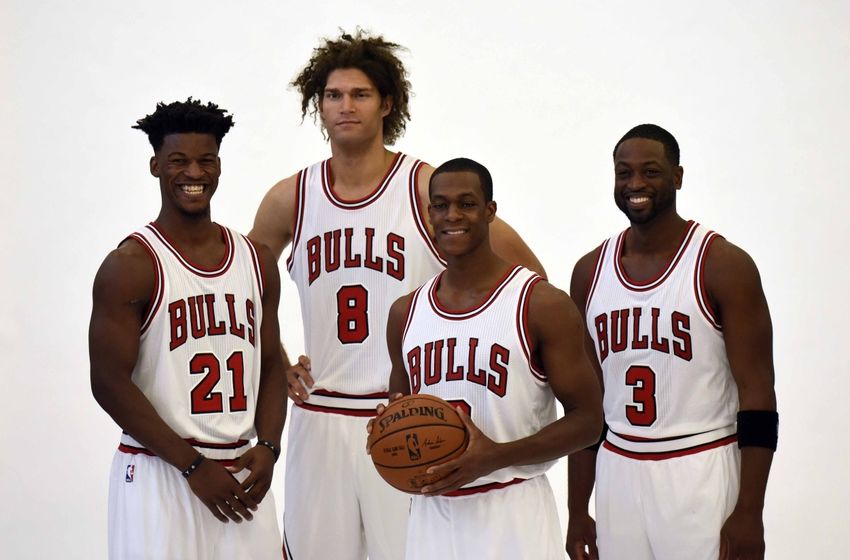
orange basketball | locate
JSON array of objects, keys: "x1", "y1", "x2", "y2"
[{"x1": 368, "y1": 393, "x2": 469, "y2": 494}]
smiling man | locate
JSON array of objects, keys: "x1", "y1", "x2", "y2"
[
  {"x1": 566, "y1": 124, "x2": 778, "y2": 560},
  {"x1": 249, "y1": 31, "x2": 545, "y2": 560},
  {"x1": 89, "y1": 99, "x2": 287, "y2": 559}
]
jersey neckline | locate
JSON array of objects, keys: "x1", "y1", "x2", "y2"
[
  {"x1": 321, "y1": 152, "x2": 405, "y2": 210},
  {"x1": 146, "y1": 222, "x2": 235, "y2": 277},
  {"x1": 428, "y1": 265, "x2": 524, "y2": 320},
  {"x1": 614, "y1": 220, "x2": 698, "y2": 292}
]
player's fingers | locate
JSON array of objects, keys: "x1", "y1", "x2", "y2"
[
  {"x1": 718, "y1": 536, "x2": 729, "y2": 560},
  {"x1": 588, "y1": 539, "x2": 599, "y2": 560},
  {"x1": 388, "y1": 392, "x2": 404, "y2": 403},
  {"x1": 286, "y1": 375, "x2": 309, "y2": 403},
  {"x1": 234, "y1": 485, "x2": 259, "y2": 511},
  {"x1": 204, "y1": 500, "x2": 229, "y2": 523},
  {"x1": 298, "y1": 355, "x2": 311, "y2": 371}
]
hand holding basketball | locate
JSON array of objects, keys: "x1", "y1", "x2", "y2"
[{"x1": 417, "y1": 406, "x2": 504, "y2": 495}]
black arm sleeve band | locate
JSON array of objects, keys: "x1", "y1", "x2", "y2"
[{"x1": 737, "y1": 410, "x2": 778, "y2": 450}]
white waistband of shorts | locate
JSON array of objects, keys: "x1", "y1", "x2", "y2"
[
  {"x1": 119, "y1": 433, "x2": 252, "y2": 461},
  {"x1": 296, "y1": 389, "x2": 389, "y2": 416},
  {"x1": 606, "y1": 424, "x2": 737, "y2": 455}
]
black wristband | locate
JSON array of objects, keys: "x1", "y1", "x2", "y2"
[
  {"x1": 737, "y1": 410, "x2": 779, "y2": 450},
  {"x1": 181, "y1": 453, "x2": 205, "y2": 478},
  {"x1": 256, "y1": 439, "x2": 281, "y2": 462}
]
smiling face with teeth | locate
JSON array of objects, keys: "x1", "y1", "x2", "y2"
[
  {"x1": 150, "y1": 132, "x2": 221, "y2": 219},
  {"x1": 428, "y1": 170, "x2": 496, "y2": 258},
  {"x1": 613, "y1": 137, "x2": 683, "y2": 225}
]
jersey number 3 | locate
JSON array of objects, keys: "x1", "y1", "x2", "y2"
[
  {"x1": 625, "y1": 365, "x2": 657, "y2": 426},
  {"x1": 337, "y1": 285, "x2": 369, "y2": 344},
  {"x1": 190, "y1": 352, "x2": 247, "y2": 414}
]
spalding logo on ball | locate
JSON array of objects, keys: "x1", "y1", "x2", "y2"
[{"x1": 368, "y1": 394, "x2": 469, "y2": 493}]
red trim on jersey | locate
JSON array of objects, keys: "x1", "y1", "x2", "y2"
[
  {"x1": 695, "y1": 231, "x2": 723, "y2": 330},
  {"x1": 243, "y1": 235, "x2": 266, "y2": 298},
  {"x1": 296, "y1": 401, "x2": 379, "y2": 417},
  {"x1": 127, "y1": 233, "x2": 164, "y2": 334},
  {"x1": 428, "y1": 265, "x2": 523, "y2": 320},
  {"x1": 285, "y1": 169, "x2": 307, "y2": 273},
  {"x1": 311, "y1": 389, "x2": 390, "y2": 399},
  {"x1": 516, "y1": 274, "x2": 547, "y2": 382},
  {"x1": 603, "y1": 434, "x2": 737, "y2": 460},
  {"x1": 321, "y1": 152, "x2": 404, "y2": 210},
  {"x1": 146, "y1": 222, "x2": 235, "y2": 277},
  {"x1": 613, "y1": 221, "x2": 698, "y2": 292},
  {"x1": 408, "y1": 160, "x2": 446, "y2": 266},
  {"x1": 443, "y1": 477, "x2": 527, "y2": 497},
  {"x1": 584, "y1": 241, "x2": 608, "y2": 316},
  {"x1": 117, "y1": 443, "x2": 240, "y2": 466}
]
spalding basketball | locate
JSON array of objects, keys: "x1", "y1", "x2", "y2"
[{"x1": 368, "y1": 393, "x2": 468, "y2": 494}]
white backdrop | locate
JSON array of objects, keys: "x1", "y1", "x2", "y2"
[{"x1": 3, "y1": 1, "x2": 848, "y2": 558}]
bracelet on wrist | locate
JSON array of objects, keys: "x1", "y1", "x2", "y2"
[
  {"x1": 256, "y1": 439, "x2": 281, "y2": 462},
  {"x1": 181, "y1": 453, "x2": 206, "y2": 478}
]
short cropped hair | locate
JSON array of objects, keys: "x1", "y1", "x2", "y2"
[
  {"x1": 430, "y1": 157, "x2": 494, "y2": 202},
  {"x1": 292, "y1": 29, "x2": 412, "y2": 145},
  {"x1": 613, "y1": 123, "x2": 680, "y2": 166},
  {"x1": 133, "y1": 98, "x2": 235, "y2": 152}
]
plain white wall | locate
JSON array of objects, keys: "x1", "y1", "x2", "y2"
[{"x1": 2, "y1": 1, "x2": 848, "y2": 557}]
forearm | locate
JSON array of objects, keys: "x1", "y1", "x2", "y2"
[
  {"x1": 254, "y1": 363, "x2": 287, "y2": 446},
  {"x1": 388, "y1": 369, "x2": 411, "y2": 396},
  {"x1": 92, "y1": 376, "x2": 198, "y2": 469},
  {"x1": 568, "y1": 449, "x2": 598, "y2": 514},
  {"x1": 735, "y1": 446, "x2": 774, "y2": 512}
]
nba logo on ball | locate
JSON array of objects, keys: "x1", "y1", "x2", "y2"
[
  {"x1": 406, "y1": 433, "x2": 422, "y2": 461},
  {"x1": 125, "y1": 465, "x2": 135, "y2": 483}
]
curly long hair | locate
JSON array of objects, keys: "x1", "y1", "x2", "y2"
[{"x1": 292, "y1": 29, "x2": 412, "y2": 145}]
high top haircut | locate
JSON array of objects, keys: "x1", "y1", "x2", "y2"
[
  {"x1": 133, "y1": 98, "x2": 235, "y2": 152},
  {"x1": 430, "y1": 157, "x2": 494, "y2": 202},
  {"x1": 614, "y1": 124, "x2": 680, "y2": 166},
  {"x1": 292, "y1": 29, "x2": 412, "y2": 145}
]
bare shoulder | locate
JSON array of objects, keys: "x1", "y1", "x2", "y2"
[
  {"x1": 389, "y1": 291, "x2": 417, "y2": 322},
  {"x1": 249, "y1": 173, "x2": 300, "y2": 259},
  {"x1": 703, "y1": 236, "x2": 763, "y2": 293},
  {"x1": 528, "y1": 279, "x2": 582, "y2": 326},
  {"x1": 570, "y1": 245, "x2": 604, "y2": 309},
  {"x1": 414, "y1": 162, "x2": 436, "y2": 207},
  {"x1": 93, "y1": 238, "x2": 155, "y2": 304}
]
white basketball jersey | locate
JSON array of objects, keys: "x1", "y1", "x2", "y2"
[
  {"x1": 401, "y1": 266, "x2": 557, "y2": 488},
  {"x1": 122, "y1": 223, "x2": 265, "y2": 455},
  {"x1": 585, "y1": 221, "x2": 739, "y2": 457},
  {"x1": 287, "y1": 153, "x2": 445, "y2": 409}
]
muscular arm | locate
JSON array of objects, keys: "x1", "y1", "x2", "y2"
[
  {"x1": 248, "y1": 174, "x2": 298, "y2": 260},
  {"x1": 417, "y1": 165, "x2": 547, "y2": 277},
  {"x1": 706, "y1": 239, "x2": 776, "y2": 559},
  {"x1": 566, "y1": 247, "x2": 606, "y2": 560},
  {"x1": 386, "y1": 293, "x2": 415, "y2": 396}
]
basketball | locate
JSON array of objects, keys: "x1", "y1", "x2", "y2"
[{"x1": 368, "y1": 393, "x2": 469, "y2": 494}]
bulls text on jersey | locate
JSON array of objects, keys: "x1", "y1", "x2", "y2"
[
  {"x1": 168, "y1": 293, "x2": 256, "y2": 351},
  {"x1": 593, "y1": 307, "x2": 692, "y2": 363},
  {"x1": 305, "y1": 227, "x2": 405, "y2": 284},
  {"x1": 406, "y1": 337, "x2": 509, "y2": 397}
]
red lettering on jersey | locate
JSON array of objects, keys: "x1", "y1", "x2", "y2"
[
  {"x1": 188, "y1": 296, "x2": 207, "y2": 339},
  {"x1": 631, "y1": 307, "x2": 649, "y2": 349},
  {"x1": 307, "y1": 236, "x2": 321, "y2": 285},
  {"x1": 205, "y1": 294, "x2": 226, "y2": 336},
  {"x1": 650, "y1": 307, "x2": 670, "y2": 353},
  {"x1": 364, "y1": 228, "x2": 383, "y2": 272},
  {"x1": 671, "y1": 312, "x2": 692, "y2": 361},
  {"x1": 407, "y1": 347, "x2": 422, "y2": 393},
  {"x1": 169, "y1": 300, "x2": 187, "y2": 350},
  {"x1": 324, "y1": 230, "x2": 341, "y2": 273},
  {"x1": 594, "y1": 313, "x2": 609, "y2": 363},
  {"x1": 226, "y1": 294, "x2": 246, "y2": 340},
  {"x1": 444, "y1": 337, "x2": 464, "y2": 380},
  {"x1": 343, "y1": 228, "x2": 362, "y2": 268},
  {"x1": 611, "y1": 309, "x2": 629, "y2": 353},
  {"x1": 467, "y1": 337, "x2": 486, "y2": 386},
  {"x1": 387, "y1": 233, "x2": 405, "y2": 281},
  {"x1": 246, "y1": 299, "x2": 255, "y2": 346},
  {"x1": 487, "y1": 344, "x2": 510, "y2": 397}
]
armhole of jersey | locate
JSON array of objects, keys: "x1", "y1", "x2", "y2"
[
  {"x1": 408, "y1": 160, "x2": 446, "y2": 266},
  {"x1": 695, "y1": 231, "x2": 723, "y2": 331},
  {"x1": 400, "y1": 285, "x2": 424, "y2": 345},
  {"x1": 285, "y1": 169, "x2": 307, "y2": 273},
  {"x1": 584, "y1": 241, "x2": 608, "y2": 316},
  {"x1": 516, "y1": 274, "x2": 547, "y2": 383},
  {"x1": 243, "y1": 234, "x2": 265, "y2": 299},
  {"x1": 128, "y1": 233, "x2": 164, "y2": 334}
]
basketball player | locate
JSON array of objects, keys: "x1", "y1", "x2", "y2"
[
  {"x1": 249, "y1": 31, "x2": 545, "y2": 560},
  {"x1": 89, "y1": 99, "x2": 287, "y2": 559},
  {"x1": 375, "y1": 158, "x2": 602, "y2": 559},
  {"x1": 565, "y1": 124, "x2": 777, "y2": 560}
]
